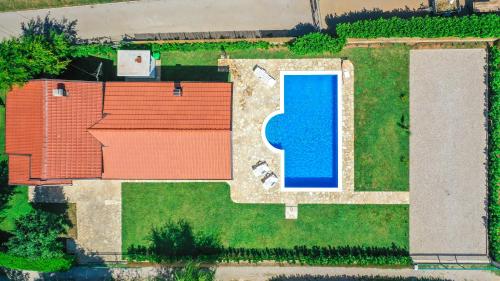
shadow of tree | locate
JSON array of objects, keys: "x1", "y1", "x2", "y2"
[
  {"x1": 324, "y1": 7, "x2": 431, "y2": 35},
  {"x1": 269, "y1": 274, "x2": 453, "y2": 281},
  {"x1": 128, "y1": 219, "x2": 222, "y2": 262},
  {"x1": 21, "y1": 14, "x2": 78, "y2": 43}
]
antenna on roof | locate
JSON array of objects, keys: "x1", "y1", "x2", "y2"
[{"x1": 93, "y1": 62, "x2": 103, "y2": 81}]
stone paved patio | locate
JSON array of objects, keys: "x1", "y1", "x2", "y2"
[
  {"x1": 220, "y1": 58, "x2": 409, "y2": 205},
  {"x1": 29, "y1": 180, "x2": 123, "y2": 263}
]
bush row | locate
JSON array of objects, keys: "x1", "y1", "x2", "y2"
[
  {"x1": 489, "y1": 46, "x2": 500, "y2": 262},
  {"x1": 0, "y1": 252, "x2": 74, "y2": 272},
  {"x1": 336, "y1": 14, "x2": 500, "y2": 39},
  {"x1": 127, "y1": 245, "x2": 411, "y2": 266},
  {"x1": 71, "y1": 40, "x2": 270, "y2": 59},
  {"x1": 289, "y1": 14, "x2": 500, "y2": 55}
]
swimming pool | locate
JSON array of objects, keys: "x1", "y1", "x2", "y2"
[{"x1": 263, "y1": 71, "x2": 342, "y2": 191}]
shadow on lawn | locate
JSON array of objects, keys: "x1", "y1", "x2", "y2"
[
  {"x1": 161, "y1": 65, "x2": 229, "y2": 82},
  {"x1": 127, "y1": 219, "x2": 222, "y2": 261},
  {"x1": 58, "y1": 56, "x2": 124, "y2": 82},
  {"x1": 0, "y1": 160, "x2": 15, "y2": 247}
]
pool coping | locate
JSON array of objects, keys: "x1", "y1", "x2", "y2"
[{"x1": 261, "y1": 70, "x2": 343, "y2": 192}]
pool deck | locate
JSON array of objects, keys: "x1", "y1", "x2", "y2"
[{"x1": 220, "y1": 58, "x2": 409, "y2": 205}]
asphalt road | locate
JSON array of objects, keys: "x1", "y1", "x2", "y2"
[{"x1": 0, "y1": 0, "x2": 313, "y2": 41}]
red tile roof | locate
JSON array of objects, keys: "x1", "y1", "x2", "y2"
[
  {"x1": 6, "y1": 80, "x2": 103, "y2": 185},
  {"x1": 92, "y1": 82, "x2": 232, "y2": 130},
  {"x1": 89, "y1": 129, "x2": 231, "y2": 180},
  {"x1": 6, "y1": 80, "x2": 233, "y2": 185}
]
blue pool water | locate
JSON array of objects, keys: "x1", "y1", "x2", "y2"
[{"x1": 265, "y1": 74, "x2": 340, "y2": 188}]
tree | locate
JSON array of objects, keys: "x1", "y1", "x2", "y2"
[
  {"x1": 6, "y1": 209, "x2": 65, "y2": 259},
  {"x1": 0, "y1": 32, "x2": 71, "y2": 93}
]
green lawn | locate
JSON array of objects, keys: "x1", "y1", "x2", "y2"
[
  {"x1": 160, "y1": 46, "x2": 410, "y2": 191},
  {"x1": 0, "y1": 0, "x2": 128, "y2": 11},
  {"x1": 122, "y1": 182, "x2": 409, "y2": 252},
  {"x1": 0, "y1": 186, "x2": 32, "y2": 233},
  {"x1": 348, "y1": 47, "x2": 410, "y2": 191}
]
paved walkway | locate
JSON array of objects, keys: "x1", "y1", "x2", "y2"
[
  {"x1": 29, "y1": 180, "x2": 123, "y2": 263},
  {"x1": 14, "y1": 266, "x2": 500, "y2": 281},
  {"x1": 0, "y1": 0, "x2": 313, "y2": 41},
  {"x1": 409, "y1": 49, "x2": 489, "y2": 263}
]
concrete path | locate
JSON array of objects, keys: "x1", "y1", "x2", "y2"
[
  {"x1": 0, "y1": 0, "x2": 313, "y2": 41},
  {"x1": 29, "y1": 180, "x2": 123, "y2": 263},
  {"x1": 409, "y1": 49, "x2": 489, "y2": 264},
  {"x1": 14, "y1": 266, "x2": 500, "y2": 281}
]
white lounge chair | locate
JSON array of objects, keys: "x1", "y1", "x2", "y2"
[
  {"x1": 253, "y1": 65, "x2": 276, "y2": 87},
  {"x1": 262, "y1": 172, "x2": 279, "y2": 190},
  {"x1": 252, "y1": 160, "x2": 270, "y2": 177}
]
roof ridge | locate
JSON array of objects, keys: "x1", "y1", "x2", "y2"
[{"x1": 41, "y1": 79, "x2": 49, "y2": 179}]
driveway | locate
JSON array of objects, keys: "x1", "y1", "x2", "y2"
[
  {"x1": 409, "y1": 49, "x2": 489, "y2": 263},
  {"x1": 0, "y1": 0, "x2": 313, "y2": 41}
]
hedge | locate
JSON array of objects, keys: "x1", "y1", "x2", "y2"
[
  {"x1": 269, "y1": 275, "x2": 450, "y2": 281},
  {"x1": 336, "y1": 14, "x2": 500, "y2": 39},
  {"x1": 127, "y1": 244, "x2": 411, "y2": 266},
  {"x1": 288, "y1": 32, "x2": 345, "y2": 55},
  {"x1": 0, "y1": 252, "x2": 74, "y2": 272},
  {"x1": 289, "y1": 14, "x2": 500, "y2": 55},
  {"x1": 71, "y1": 40, "x2": 270, "y2": 60},
  {"x1": 489, "y1": 46, "x2": 500, "y2": 262}
]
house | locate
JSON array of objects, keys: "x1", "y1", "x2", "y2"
[{"x1": 6, "y1": 79, "x2": 232, "y2": 185}]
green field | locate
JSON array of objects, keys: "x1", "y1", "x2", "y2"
[
  {"x1": 160, "y1": 46, "x2": 410, "y2": 191},
  {"x1": 0, "y1": 0, "x2": 127, "y2": 11},
  {"x1": 122, "y1": 182, "x2": 409, "y2": 252}
]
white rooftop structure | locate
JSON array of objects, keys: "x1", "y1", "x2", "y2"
[{"x1": 117, "y1": 50, "x2": 156, "y2": 77}]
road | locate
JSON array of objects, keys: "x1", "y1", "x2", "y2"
[
  {"x1": 0, "y1": 0, "x2": 313, "y2": 41},
  {"x1": 13, "y1": 265, "x2": 499, "y2": 281}
]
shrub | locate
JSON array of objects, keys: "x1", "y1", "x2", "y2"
[
  {"x1": 171, "y1": 262, "x2": 215, "y2": 281},
  {"x1": 289, "y1": 32, "x2": 345, "y2": 55},
  {"x1": 489, "y1": 46, "x2": 500, "y2": 262},
  {"x1": 6, "y1": 209, "x2": 66, "y2": 259},
  {"x1": 0, "y1": 252, "x2": 74, "y2": 272},
  {"x1": 336, "y1": 14, "x2": 500, "y2": 39}
]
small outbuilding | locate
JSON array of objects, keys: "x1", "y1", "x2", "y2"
[{"x1": 117, "y1": 50, "x2": 156, "y2": 78}]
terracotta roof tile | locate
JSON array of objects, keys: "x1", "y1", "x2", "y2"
[
  {"x1": 92, "y1": 82, "x2": 232, "y2": 130},
  {"x1": 6, "y1": 80, "x2": 103, "y2": 184},
  {"x1": 90, "y1": 129, "x2": 232, "y2": 180},
  {"x1": 6, "y1": 80, "x2": 233, "y2": 184}
]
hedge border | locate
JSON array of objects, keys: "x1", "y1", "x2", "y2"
[
  {"x1": 126, "y1": 245, "x2": 412, "y2": 266},
  {"x1": 488, "y1": 45, "x2": 500, "y2": 262}
]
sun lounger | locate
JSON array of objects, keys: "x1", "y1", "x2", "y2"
[
  {"x1": 252, "y1": 160, "x2": 270, "y2": 177},
  {"x1": 253, "y1": 65, "x2": 276, "y2": 87},
  {"x1": 261, "y1": 172, "x2": 279, "y2": 190}
]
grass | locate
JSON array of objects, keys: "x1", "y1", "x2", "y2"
[
  {"x1": 348, "y1": 47, "x2": 410, "y2": 191},
  {"x1": 0, "y1": 0, "x2": 128, "y2": 12},
  {"x1": 122, "y1": 182, "x2": 409, "y2": 252},
  {"x1": 0, "y1": 186, "x2": 77, "y2": 238},
  {"x1": 0, "y1": 186, "x2": 32, "y2": 232},
  {"x1": 160, "y1": 46, "x2": 410, "y2": 191}
]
